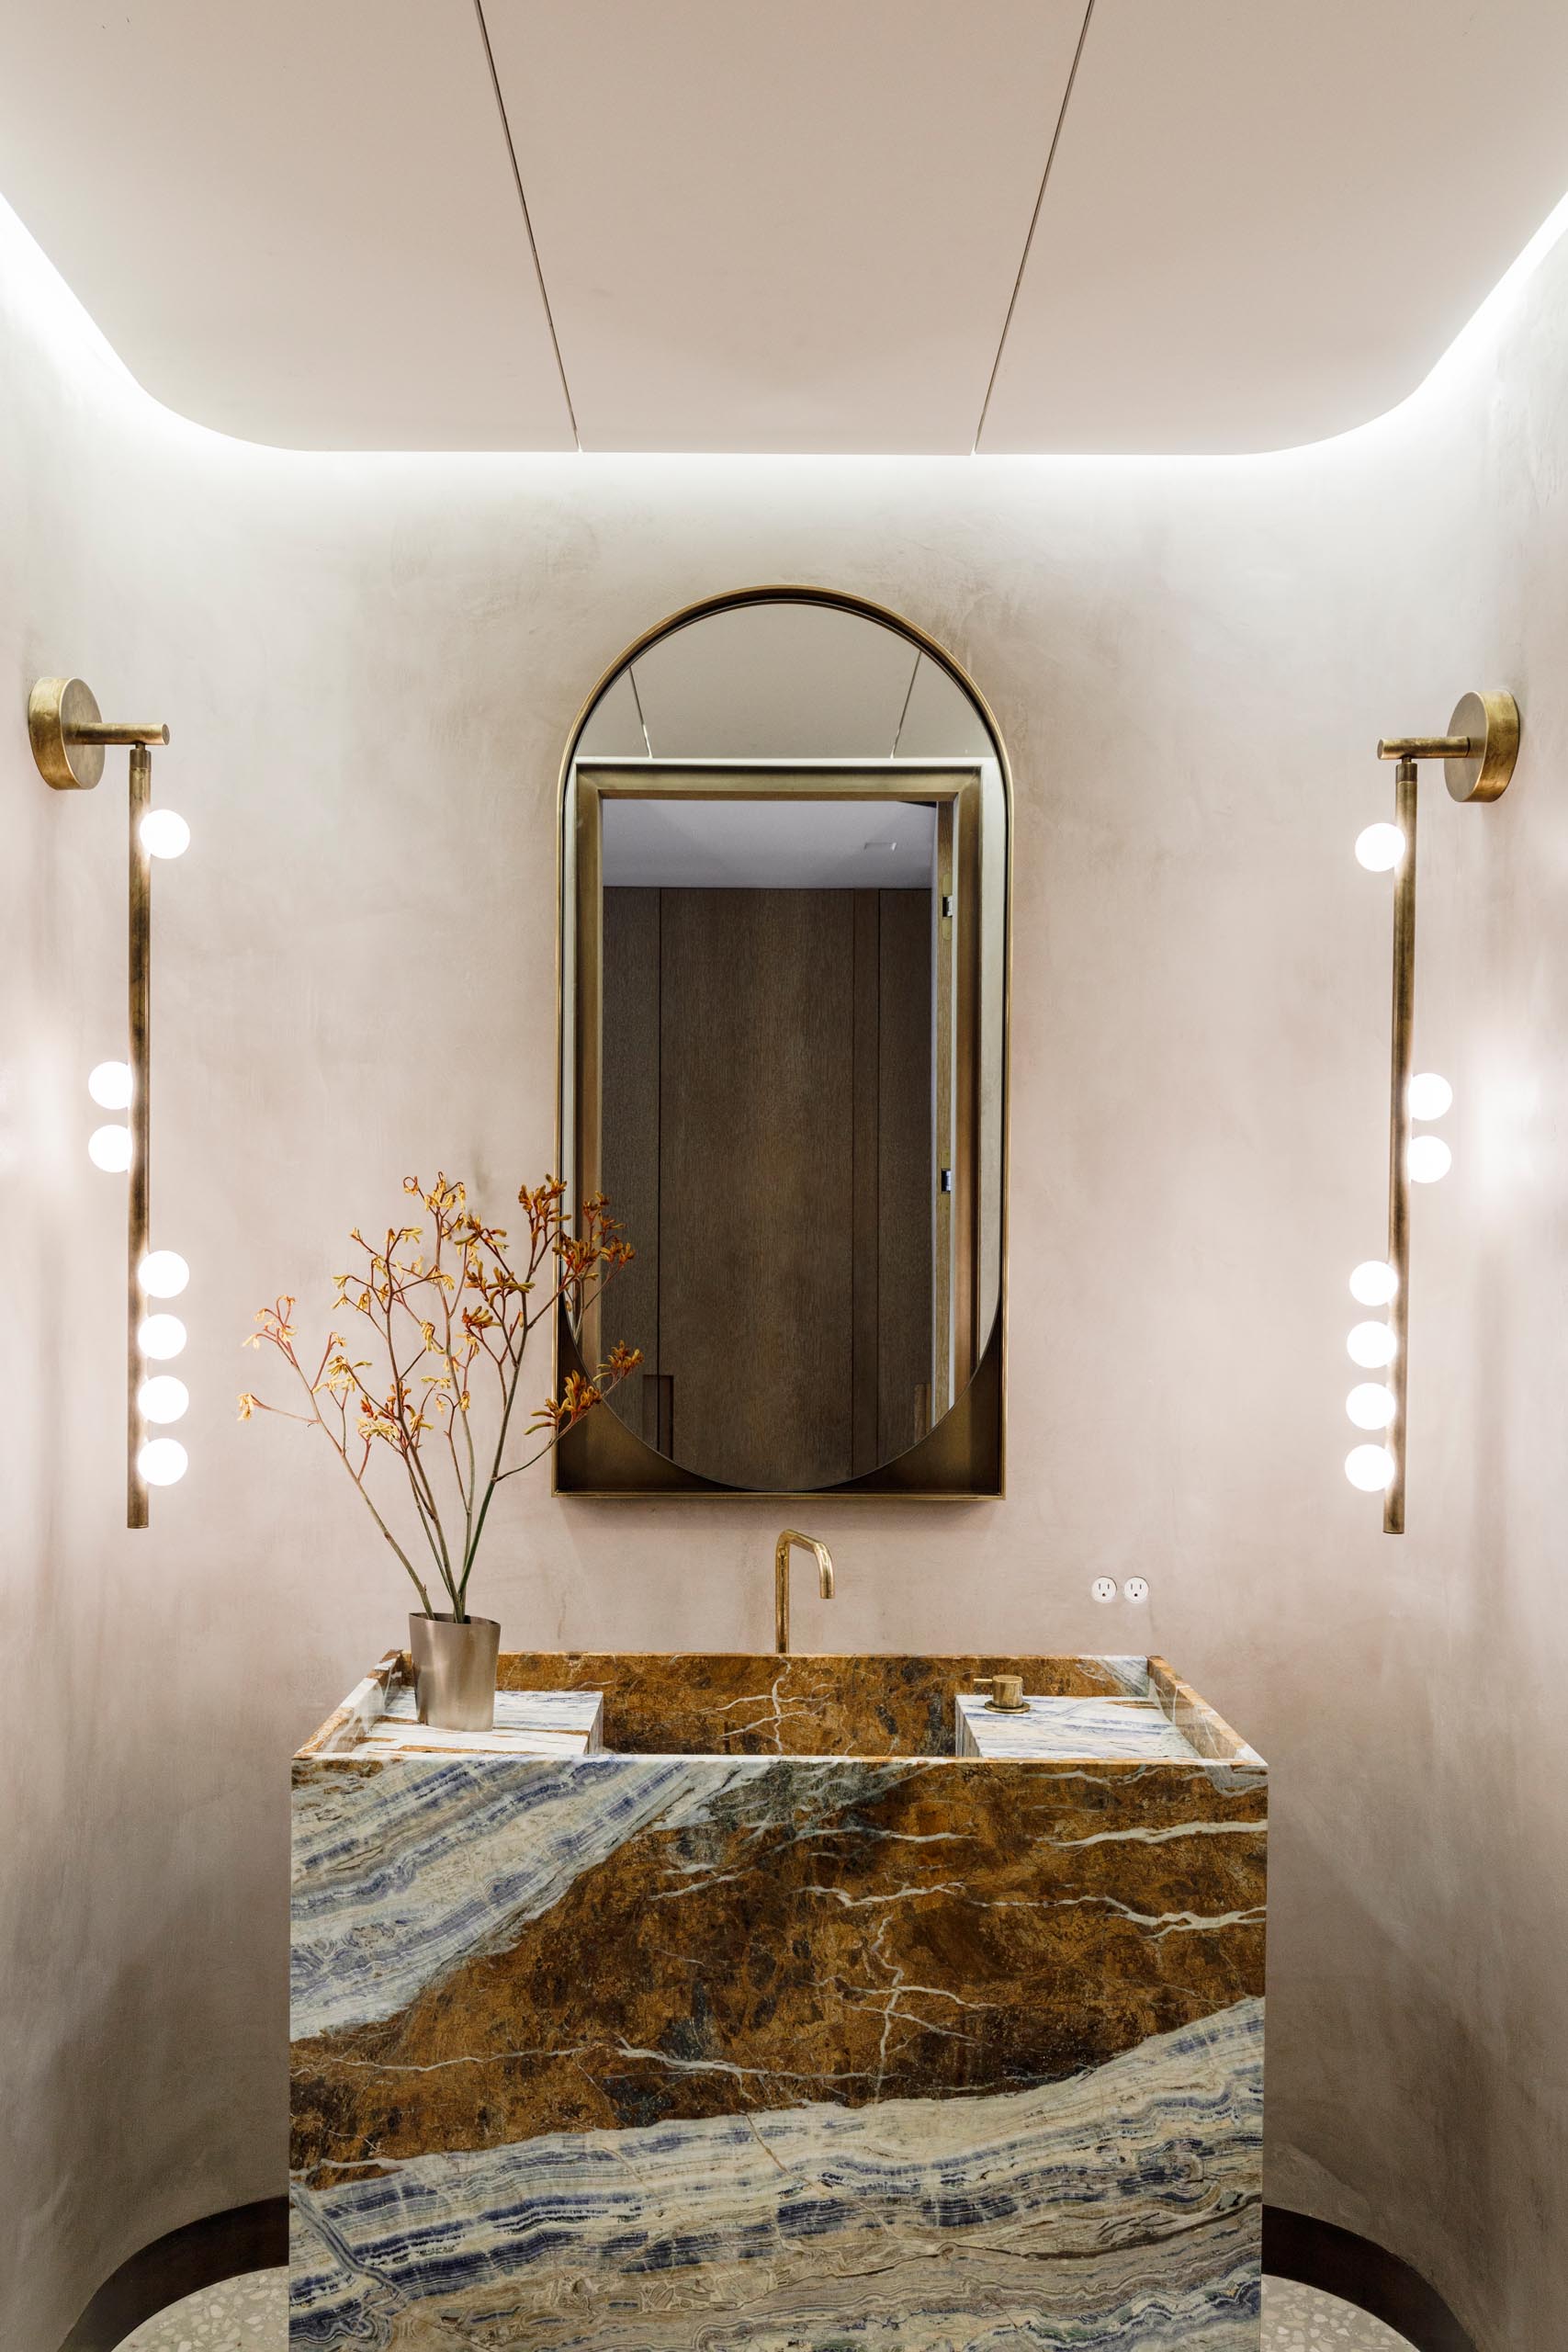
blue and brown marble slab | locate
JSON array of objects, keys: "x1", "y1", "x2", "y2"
[{"x1": 291, "y1": 1651, "x2": 1265, "y2": 2347}]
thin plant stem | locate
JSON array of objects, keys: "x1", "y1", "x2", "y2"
[{"x1": 241, "y1": 1175, "x2": 637, "y2": 1631}]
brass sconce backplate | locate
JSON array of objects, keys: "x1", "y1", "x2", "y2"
[
  {"x1": 29, "y1": 676, "x2": 107, "y2": 791},
  {"x1": 28, "y1": 674, "x2": 169, "y2": 793},
  {"x1": 1444, "y1": 689, "x2": 1518, "y2": 804}
]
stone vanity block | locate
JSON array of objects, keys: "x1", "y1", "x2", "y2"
[{"x1": 290, "y1": 1649, "x2": 1266, "y2": 2347}]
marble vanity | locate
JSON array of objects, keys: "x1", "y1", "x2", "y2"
[{"x1": 289, "y1": 1650, "x2": 1266, "y2": 2347}]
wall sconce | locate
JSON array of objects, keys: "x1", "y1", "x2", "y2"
[
  {"x1": 29, "y1": 677, "x2": 191, "y2": 1528},
  {"x1": 1346, "y1": 689, "x2": 1519, "y2": 1532}
]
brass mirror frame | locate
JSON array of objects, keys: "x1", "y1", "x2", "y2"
[{"x1": 552, "y1": 584, "x2": 1013, "y2": 1501}]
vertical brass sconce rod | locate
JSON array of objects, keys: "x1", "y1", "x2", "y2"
[
  {"x1": 28, "y1": 679, "x2": 170, "y2": 1529},
  {"x1": 1383, "y1": 759, "x2": 1417, "y2": 1535},
  {"x1": 128, "y1": 743, "x2": 152, "y2": 1528},
  {"x1": 1369, "y1": 690, "x2": 1519, "y2": 1534}
]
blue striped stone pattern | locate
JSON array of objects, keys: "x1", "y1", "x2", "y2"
[{"x1": 289, "y1": 1663, "x2": 1264, "y2": 2347}]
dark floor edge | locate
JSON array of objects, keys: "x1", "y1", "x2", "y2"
[
  {"x1": 59, "y1": 2198, "x2": 288, "y2": 2352},
  {"x1": 61, "y1": 2196, "x2": 1478, "y2": 2351},
  {"x1": 1264, "y1": 2206, "x2": 1482, "y2": 2352}
]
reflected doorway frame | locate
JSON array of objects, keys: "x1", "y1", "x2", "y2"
[{"x1": 552, "y1": 585, "x2": 1014, "y2": 1503}]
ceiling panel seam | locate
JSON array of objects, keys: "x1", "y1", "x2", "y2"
[
  {"x1": 471, "y1": 0, "x2": 581, "y2": 448},
  {"x1": 628, "y1": 664, "x2": 654, "y2": 757},
  {"x1": 889, "y1": 650, "x2": 922, "y2": 757},
  {"x1": 972, "y1": 0, "x2": 1098, "y2": 455}
]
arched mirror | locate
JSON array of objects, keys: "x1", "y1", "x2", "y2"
[{"x1": 556, "y1": 587, "x2": 1010, "y2": 1498}]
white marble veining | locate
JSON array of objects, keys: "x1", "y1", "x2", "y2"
[
  {"x1": 381, "y1": 1685, "x2": 604, "y2": 1741},
  {"x1": 360, "y1": 1686, "x2": 604, "y2": 1758},
  {"x1": 955, "y1": 1692, "x2": 1203, "y2": 1760}
]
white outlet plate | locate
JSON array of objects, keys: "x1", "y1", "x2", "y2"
[
  {"x1": 1123, "y1": 1577, "x2": 1149, "y2": 1605},
  {"x1": 1090, "y1": 1577, "x2": 1117, "y2": 1604}
]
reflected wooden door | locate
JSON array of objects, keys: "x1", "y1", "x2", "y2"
[
  {"x1": 601, "y1": 884, "x2": 933, "y2": 1491},
  {"x1": 660, "y1": 888, "x2": 853, "y2": 1489}
]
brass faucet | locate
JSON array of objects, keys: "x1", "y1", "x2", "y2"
[
  {"x1": 774, "y1": 1530, "x2": 834, "y2": 1655},
  {"x1": 973, "y1": 1674, "x2": 1028, "y2": 1713}
]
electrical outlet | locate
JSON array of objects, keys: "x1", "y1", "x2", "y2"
[
  {"x1": 1091, "y1": 1577, "x2": 1117, "y2": 1604},
  {"x1": 1122, "y1": 1577, "x2": 1149, "y2": 1605}
]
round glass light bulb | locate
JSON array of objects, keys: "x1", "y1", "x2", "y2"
[
  {"x1": 1346, "y1": 1442, "x2": 1396, "y2": 1492},
  {"x1": 1348, "y1": 1320, "x2": 1397, "y2": 1369},
  {"x1": 1408, "y1": 1134, "x2": 1452, "y2": 1183},
  {"x1": 138, "y1": 1374, "x2": 189, "y2": 1425},
  {"x1": 87, "y1": 1059, "x2": 132, "y2": 1109},
  {"x1": 138, "y1": 1249, "x2": 190, "y2": 1298},
  {"x1": 1347, "y1": 1382, "x2": 1396, "y2": 1430},
  {"x1": 1349, "y1": 1259, "x2": 1398, "y2": 1306},
  {"x1": 138, "y1": 1312, "x2": 186, "y2": 1362},
  {"x1": 1355, "y1": 822, "x2": 1405, "y2": 873},
  {"x1": 137, "y1": 1437, "x2": 188, "y2": 1487},
  {"x1": 141, "y1": 808, "x2": 190, "y2": 859},
  {"x1": 88, "y1": 1123, "x2": 131, "y2": 1172},
  {"x1": 1409, "y1": 1071, "x2": 1453, "y2": 1122}
]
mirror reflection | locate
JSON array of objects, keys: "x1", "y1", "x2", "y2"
[{"x1": 559, "y1": 593, "x2": 1009, "y2": 1498}]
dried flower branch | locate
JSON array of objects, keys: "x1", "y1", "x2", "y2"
[{"x1": 240, "y1": 1172, "x2": 637, "y2": 1620}]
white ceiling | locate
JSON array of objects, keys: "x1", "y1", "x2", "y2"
[
  {"x1": 980, "y1": 0, "x2": 1568, "y2": 452},
  {"x1": 1, "y1": 1, "x2": 1565, "y2": 454},
  {"x1": 602, "y1": 796, "x2": 938, "y2": 889}
]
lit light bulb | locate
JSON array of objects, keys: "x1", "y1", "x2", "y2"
[
  {"x1": 1349, "y1": 1260, "x2": 1398, "y2": 1306},
  {"x1": 1347, "y1": 1382, "x2": 1396, "y2": 1430},
  {"x1": 138, "y1": 1313, "x2": 186, "y2": 1361},
  {"x1": 138, "y1": 1374, "x2": 188, "y2": 1424},
  {"x1": 87, "y1": 1060, "x2": 132, "y2": 1109},
  {"x1": 1408, "y1": 1134, "x2": 1452, "y2": 1183},
  {"x1": 141, "y1": 808, "x2": 190, "y2": 859},
  {"x1": 1346, "y1": 1442, "x2": 1396, "y2": 1492},
  {"x1": 1355, "y1": 823, "x2": 1405, "y2": 873},
  {"x1": 1348, "y1": 1320, "x2": 1397, "y2": 1369},
  {"x1": 138, "y1": 1250, "x2": 189, "y2": 1298},
  {"x1": 1409, "y1": 1071, "x2": 1453, "y2": 1121},
  {"x1": 137, "y1": 1437, "x2": 188, "y2": 1487},
  {"x1": 88, "y1": 1123, "x2": 131, "y2": 1172}
]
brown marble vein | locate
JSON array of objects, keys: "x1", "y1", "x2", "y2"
[{"x1": 483, "y1": 1648, "x2": 1159, "y2": 1756}]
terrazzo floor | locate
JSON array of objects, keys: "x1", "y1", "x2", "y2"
[{"x1": 113, "y1": 2267, "x2": 1419, "y2": 2348}]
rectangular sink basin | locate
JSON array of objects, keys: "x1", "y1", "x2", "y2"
[
  {"x1": 300, "y1": 1645, "x2": 1252, "y2": 1761},
  {"x1": 290, "y1": 1650, "x2": 1266, "y2": 2347}
]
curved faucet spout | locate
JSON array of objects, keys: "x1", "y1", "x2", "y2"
[{"x1": 774, "y1": 1530, "x2": 835, "y2": 1655}]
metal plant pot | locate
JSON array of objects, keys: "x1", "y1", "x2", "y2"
[{"x1": 408, "y1": 1611, "x2": 499, "y2": 1732}]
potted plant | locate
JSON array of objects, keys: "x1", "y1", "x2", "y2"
[{"x1": 240, "y1": 1172, "x2": 637, "y2": 1728}]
